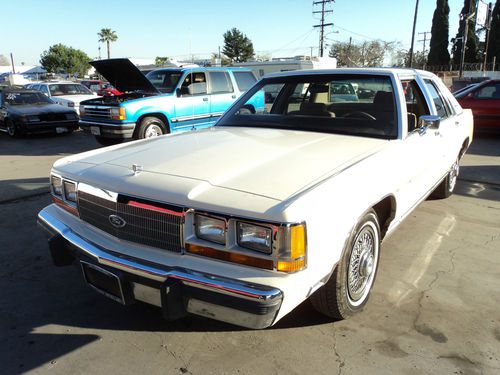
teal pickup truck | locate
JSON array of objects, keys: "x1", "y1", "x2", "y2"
[{"x1": 79, "y1": 59, "x2": 262, "y2": 145}]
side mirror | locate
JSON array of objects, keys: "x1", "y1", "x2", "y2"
[{"x1": 418, "y1": 115, "x2": 440, "y2": 130}]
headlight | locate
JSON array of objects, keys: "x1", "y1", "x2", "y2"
[
  {"x1": 195, "y1": 214, "x2": 226, "y2": 245},
  {"x1": 50, "y1": 175, "x2": 63, "y2": 196},
  {"x1": 110, "y1": 107, "x2": 126, "y2": 120},
  {"x1": 67, "y1": 102, "x2": 75, "y2": 107},
  {"x1": 65, "y1": 113, "x2": 77, "y2": 120},
  {"x1": 63, "y1": 180, "x2": 77, "y2": 202},
  {"x1": 237, "y1": 222, "x2": 272, "y2": 254}
]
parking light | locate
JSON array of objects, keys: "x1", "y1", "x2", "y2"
[{"x1": 110, "y1": 107, "x2": 126, "y2": 120}]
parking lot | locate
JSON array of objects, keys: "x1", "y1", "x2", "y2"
[{"x1": 0, "y1": 130, "x2": 499, "y2": 374}]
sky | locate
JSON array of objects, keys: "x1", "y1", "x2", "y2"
[{"x1": 2, "y1": 0, "x2": 467, "y2": 66}]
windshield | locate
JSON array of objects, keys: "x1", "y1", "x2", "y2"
[
  {"x1": 145, "y1": 70, "x2": 182, "y2": 93},
  {"x1": 5, "y1": 91, "x2": 53, "y2": 105},
  {"x1": 217, "y1": 74, "x2": 397, "y2": 139},
  {"x1": 49, "y1": 84, "x2": 93, "y2": 96}
]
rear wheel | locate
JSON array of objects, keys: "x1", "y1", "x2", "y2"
[
  {"x1": 137, "y1": 116, "x2": 168, "y2": 139},
  {"x1": 431, "y1": 158, "x2": 459, "y2": 199},
  {"x1": 310, "y1": 210, "x2": 381, "y2": 320}
]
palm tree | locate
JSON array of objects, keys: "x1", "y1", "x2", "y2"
[{"x1": 98, "y1": 28, "x2": 118, "y2": 59}]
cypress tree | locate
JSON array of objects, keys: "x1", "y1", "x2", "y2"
[
  {"x1": 428, "y1": 0, "x2": 451, "y2": 66},
  {"x1": 487, "y1": 1, "x2": 500, "y2": 65},
  {"x1": 451, "y1": 0, "x2": 480, "y2": 65}
]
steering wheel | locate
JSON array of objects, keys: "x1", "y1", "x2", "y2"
[{"x1": 342, "y1": 111, "x2": 376, "y2": 120}]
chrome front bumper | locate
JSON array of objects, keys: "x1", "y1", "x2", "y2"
[{"x1": 38, "y1": 208, "x2": 283, "y2": 329}]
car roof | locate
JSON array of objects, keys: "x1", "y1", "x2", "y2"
[
  {"x1": 150, "y1": 67, "x2": 254, "y2": 73},
  {"x1": 262, "y1": 67, "x2": 432, "y2": 79}
]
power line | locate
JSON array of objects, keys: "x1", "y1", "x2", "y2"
[{"x1": 313, "y1": 0, "x2": 334, "y2": 57}]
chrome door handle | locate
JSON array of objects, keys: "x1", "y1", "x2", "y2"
[{"x1": 203, "y1": 97, "x2": 208, "y2": 102}]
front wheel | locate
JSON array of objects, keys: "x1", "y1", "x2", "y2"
[
  {"x1": 310, "y1": 209, "x2": 381, "y2": 320},
  {"x1": 137, "y1": 117, "x2": 168, "y2": 139},
  {"x1": 6, "y1": 119, "x2": 19, "y2": 138}
]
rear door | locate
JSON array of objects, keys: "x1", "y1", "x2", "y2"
[
  {"x1": 172, "y1": 71, "x2": 211, "y2": 131},
  {"x1": 207, "y1": 71, "x2": 236, "y2": 126}
]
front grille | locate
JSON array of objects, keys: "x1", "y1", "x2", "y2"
[
  {"x1": 39, "y1": 113, "x2": 67, "y2": 121},
  {"x1": 78, "y1": 191, "x2": 183, "y2": 252},
  {"x1": 83, "y1": 107, "x2": 112, "y2": 119}
]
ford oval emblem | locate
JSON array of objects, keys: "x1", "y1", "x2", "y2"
[{"x1": 109, "y1": 214, "x2": 126, "y2": 228}]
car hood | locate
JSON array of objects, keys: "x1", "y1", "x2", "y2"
[
  {"x1": 60, "y1": 127, "x2": 388, "y2": 201},
  {"x1": 54, "y1": 95, "x2": 97, "y2": 103},
  {"x1": 7, "y1": 103, "x2": 75, "y2": 115},
  {"x1": 90, "y1": 58, "x2": 159, "y2": 94}
]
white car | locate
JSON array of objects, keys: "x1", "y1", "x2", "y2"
[
  {"x1": 38, "y1": 68, "x2": 473, "y2": 329},
  {"x1": 26, "y1": 81, "x2": 97, "y2": 115}
]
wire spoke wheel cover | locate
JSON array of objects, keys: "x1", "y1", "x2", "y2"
[
  {"x1": 448, "y1": 160, "x2": 459, "y2": 193},
  {"x1": 347, "y1": 221, "x2": 379, "y2": 306}
]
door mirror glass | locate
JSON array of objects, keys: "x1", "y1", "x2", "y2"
[{"x1": 419, "y1": 115, "x2": 440, "y2": 129}]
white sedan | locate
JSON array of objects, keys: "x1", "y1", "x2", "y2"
[
  {"x1": 38, "y1": 68, "x2": 473, "y2": 329},
  {"x1": 27, "y1": 81, "x2": 97, "y2": 115}
]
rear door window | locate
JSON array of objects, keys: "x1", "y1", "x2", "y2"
[
  {"x1": 208, "y1": 71, "x2": 234, "y2": 94},
  {"x1": 233, "y1": 71, "x2": 257, "y2": 92}
]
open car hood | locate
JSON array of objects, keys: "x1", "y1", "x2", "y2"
[{"x1": 89, "y1": 58, "x2": 159, "y2": 94}]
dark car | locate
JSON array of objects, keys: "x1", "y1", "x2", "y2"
[
  {"x1": 0, "y1": 88, "x2": 79, "y2": 137},
  {"x1": 454, "y1": 79, "x2": 500, "y2": 132}
]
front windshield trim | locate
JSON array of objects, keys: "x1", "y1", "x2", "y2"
[
  {"x1": 216, "y1": 73, "x2": 399, "y2": 140},
  {"x1": 145, "y1": 69, "x2": 183, "y2": 93}
]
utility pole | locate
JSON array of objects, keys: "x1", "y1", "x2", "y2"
[
  {"x1": 483, "y1": 2, "x2": 493, "y2": 72},
  {"x1": 459, "y1": 10, "x2": 476, "y2": 78},
  {"x1": 313, "y1": 0, "x2": 334, "y2": 57},
  {"x1": 409, "y1": 0, "x2": 420, "y2": 68},
  {"x1": 10, "y1": 53, "x2": 15, "y2": 74},
  {"x1": 418, "y1": 31, "x2": 431, "y2": 69}
]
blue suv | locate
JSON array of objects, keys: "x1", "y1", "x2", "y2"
[{"x1": 79, "y1": 59, "x2": 262, "y2": 145}]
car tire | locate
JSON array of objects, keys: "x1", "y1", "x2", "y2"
[
  {"x1": 6, "y1": 119, "x2": 19, "y2": 138},
  {"x1": 94, "y1": 136, "x2": 122, "y2": 146},
  {"x1": 431, "y1": 157, "x2": 459, "y2": 199},
  {"x1": 137, "y1": 116, "x2": 168, "y2": 139},
  {"x1": 310, "y1": 209, "x2": 381, "y2": 320}
]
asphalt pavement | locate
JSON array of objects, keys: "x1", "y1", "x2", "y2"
[{"x1": 0, "y1": 130, "x2": 499, "y2": 374}]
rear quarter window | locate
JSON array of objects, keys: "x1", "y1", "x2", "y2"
[{"x1": 233, "y1": 71, "x2": 257, "y2": 92}]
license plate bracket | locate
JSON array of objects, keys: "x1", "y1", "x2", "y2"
[
  {"x1": 81, "y1": 261, "x2": 127, "y2": 304},
  {"x1": 90, "y1": 126, "x2": 101, "y2": 135}
]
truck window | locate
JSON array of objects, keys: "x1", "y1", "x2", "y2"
[
  {"x1": 233, "y1": 71, "x2": 256, "y2": 92},
  {"x1": 208, "y1": 71, "x2": 234, "y2": 94}
]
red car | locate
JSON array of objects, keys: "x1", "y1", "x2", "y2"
[
  {"x1": 455, "y1": 79, "x2": 500, "y2": 131},
  {"x1": 80, "y1": 80, "x2": 121, "y2": 96}
]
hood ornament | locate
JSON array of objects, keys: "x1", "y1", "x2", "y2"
[{"x1": 131, "y1": 164, "x2": 143, "y2": 175}]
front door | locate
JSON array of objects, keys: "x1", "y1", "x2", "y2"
[{"x1": 173, "y1": 71, "x2": 211, "y2": 131}]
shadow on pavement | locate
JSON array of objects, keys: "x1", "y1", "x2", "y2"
[
  {"x1": 0, "y1": 130, "x2": 100, "y2": 157},
  {"x1": 467, "y1": 133, "x2": 500, "y2": 157},
  {"x1": 0, "y1": 177, "x2": 50, "y2": 203}
]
